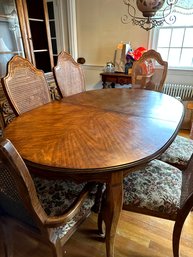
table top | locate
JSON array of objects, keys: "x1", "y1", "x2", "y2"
[{"x1": 4, "y1": 88, "x2": 184, "y2": 174}]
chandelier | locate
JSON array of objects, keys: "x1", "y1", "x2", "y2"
[{"x1": 121, "y1": 0, "x2": 179, "y2": 31}]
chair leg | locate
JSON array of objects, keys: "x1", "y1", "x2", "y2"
[
  {"x1": 50, "y1": 240, "x2": 64, "y2": 257},
  {"x1": 97, "y1": 212, "x2": 105, "y2": 236},
  {"x1": 172, "y1": 226, "x2": 180, "y2": 257},
  {"x1": 91, "y1": 183, "x2": 106, "y2": 213},
  {"x1": 97, "y1": 187, "x2": 106, "y2": 237},
  {"x1": 173, "y1": 213, "x2": 190, "y2": 257}
]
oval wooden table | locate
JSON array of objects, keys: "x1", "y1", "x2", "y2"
[{"x1": 4, "y1": 88, "x2": 184, "y2": 257}]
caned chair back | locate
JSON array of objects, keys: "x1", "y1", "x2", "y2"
[
  {"x1": 0, "y1": 138, "x2": 45, "y2": 230},
  {"x1": 1, "y1": 55, "x2": 51, "y2": 116},
  {"x1": 0, "y1": 138, "x2": 96, "y2": 257},
  {"x1": 54, "y1": 51, "x2": 85, "y2": 97},
  {"x1": 132, "y1": 49, "x2": 168, "y2": 92}
]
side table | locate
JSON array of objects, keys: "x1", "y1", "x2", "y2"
[{"x1": 100, "y1": 72, "x2": 132, "y2": 89}]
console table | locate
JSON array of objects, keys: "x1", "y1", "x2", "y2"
[{"x1": 100, "y1": 72, "x2": 132, "y2": 88}]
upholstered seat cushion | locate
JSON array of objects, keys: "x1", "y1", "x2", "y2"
[
  {"x1": 33, "y1": 177, "x2": 90, "y2": 216},
  {"x1": 32, "y1": 177, "x2": 96, "y2": 239},
  {"x1": 123, "y1": 159, "x2": 182, "y2": 217},
  {"x1": 158, "y1": 135, "x2": 193, "y2": 168}
]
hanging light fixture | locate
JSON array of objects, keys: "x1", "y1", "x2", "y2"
[{"x1": 121, "y1": 0, "x2": 179, "y2": 31}]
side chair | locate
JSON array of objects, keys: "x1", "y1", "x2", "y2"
[
  {"x1": 132, "y1": 49, "x2": 193, "y2": 170},
  {"x1": 1, "y1": 55, "x2": 52, "y2": 116},
  {"x1": 0, "y1": 138, "x2": 96, "y2": 257},
  {"x1": 99, "y1": 157, "x2": 193, "y2": 257},
  {"x1": 53, "y1": 51, "x2": 85, "y2": 97},
  {"x1": 131, "y1": 49, "x2": 168, "y2": 92}
]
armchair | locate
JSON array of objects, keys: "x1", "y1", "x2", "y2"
[{"x1": 0, "y1": 138, "x2": 96, "y2": 257}]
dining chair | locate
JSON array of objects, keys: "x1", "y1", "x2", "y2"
[
  {"x1": 158, "y1": 135, "x2": 193, "y2": 170},
  {"x1": 131, "y1": 49, "x2": 168, "y2": 92},
  {"x1": 53, "y1": 51, "x2": 85, "y2": 97},
  {"x1": 1, "y1": 55, "x2": 52, "y2": 116},
  {"x1": 0, "y1": 138, "x2": 96, "y2": 257},
  {"x1": 132, "y1": 49, "x2": 193, "y2": 170},
  {"x1": 98, "y1": 157, "x2": 193, "y2": 257}
]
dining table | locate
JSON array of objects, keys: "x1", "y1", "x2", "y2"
[{"x1": 4, "y1": 88, "x2": 184, "y2": 257}]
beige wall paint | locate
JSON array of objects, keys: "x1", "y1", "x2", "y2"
[
  {"x1": 76, "y1": 0, "x2": 150, "y2": 66},
  {"x1": 74, "y1": 0, "x2": 193, "y2": 90}
]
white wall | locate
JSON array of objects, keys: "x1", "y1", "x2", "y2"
[{"x1": 167, "y1": 69, "x2": 193, "y2": 86}]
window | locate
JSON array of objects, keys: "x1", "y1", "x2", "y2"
[
  {"x1": 152, "y1": 9, "x2": 193, "y2": 70},
  {"x1": 47, "y1": 0, "x2": 64, "y2": 65},
  {"x1": 47, "y1": 0, "x2": 58, "y2": 65}
]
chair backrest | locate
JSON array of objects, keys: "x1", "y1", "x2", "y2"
[
  {"x1": 131, "y1": 49, "x2": 168, "y2": 92},
  {"x1": 1, "y1": 55, "x2": 52, "y2": 116},
  {"x1": 0, "y1": 138, "x2": 97, "y2": 257},
  {"x1": 54, "y1": 51, "x2": 85, "y2": 97},
  {"x1": 0, "y1": 138, "x2": 47, "y2": 230}
]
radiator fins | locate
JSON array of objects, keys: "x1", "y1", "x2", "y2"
[{"x1": 163, "y1": 84, "x2": 193, "y2": 100}]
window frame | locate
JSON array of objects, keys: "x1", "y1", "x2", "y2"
[{"x1": 150, "y1": 25, "x2": 193, "y2": 71}]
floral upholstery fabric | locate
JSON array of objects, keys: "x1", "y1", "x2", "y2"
[
  {"x1": 53, "y1": 198, "x2": 94, "y2": 239},
  {"x1": 158, "y1": 135, "x2": 193, "y2": 167},
  {"x1": 123, "y1": 159, "x2": 182, "y2": 217},
  {"x1": 32, "y1": 176, "x2": 96, "y2": 239}
]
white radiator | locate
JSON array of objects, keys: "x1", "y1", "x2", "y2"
[{"x1": 163, "y1": 83, "x2": 193, "y2": 100}]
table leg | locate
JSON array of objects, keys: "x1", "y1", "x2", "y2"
[{"x1": 101, "y1": 171, "x2": 123, "y2": 257}]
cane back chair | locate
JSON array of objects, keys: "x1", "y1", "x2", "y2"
[
  {"x1": 0, "y1": 138, "x2": 96, "y2": 257},
  {"x1": 54, "y1": 51, "x2": 85, "y2": 97},
  {"x1": 1, "y1": 55, "x2": 52, "y2": 116}
]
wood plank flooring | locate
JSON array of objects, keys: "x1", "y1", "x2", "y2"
[
  {"x1": 1, "y1": 211, "x2": 193, "y2": 257},
  {"x1": 1, "y1": 130, "x2": 192, "y2": 257},
  {"x1": 61, "y1": 211, "x2": 193, "y2": 257}
]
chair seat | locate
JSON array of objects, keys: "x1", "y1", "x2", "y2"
[
  {"x1": 158, "y1": 135, "x2": 193, "y2": 168},
  {"x1": 123, "y1": 159, "x2": 182, "y2": 217},
  {"x1": 33, "y1": 177, "x2": 88, "y2": 216},
  {"x1": 33, "y1": 177, "x2": 96, "y2": 239}
]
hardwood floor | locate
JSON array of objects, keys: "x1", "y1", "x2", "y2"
[
  {"x1": 1, "y1": 211, "x2": 193, "y2": 257},
  {"x1": 63, "y1": 211, "x2": 193, "y2": 257},
  {"x1": 1, "y1": 130, "x2": 192, "y2": 257}
]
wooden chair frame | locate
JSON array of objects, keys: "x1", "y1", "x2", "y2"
[
  {"x1": 132, "y1": 49, "x2": 168, "y2": 92},
  {"x1": 53, "y1": 51, "x2": 85, "y2": 98},
  {"x1": 1, "y1": 55, "x2": 51, "y2": 116},
  {"x1": 0, "y1": 138, "x2": 94, "y2": 257}
]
